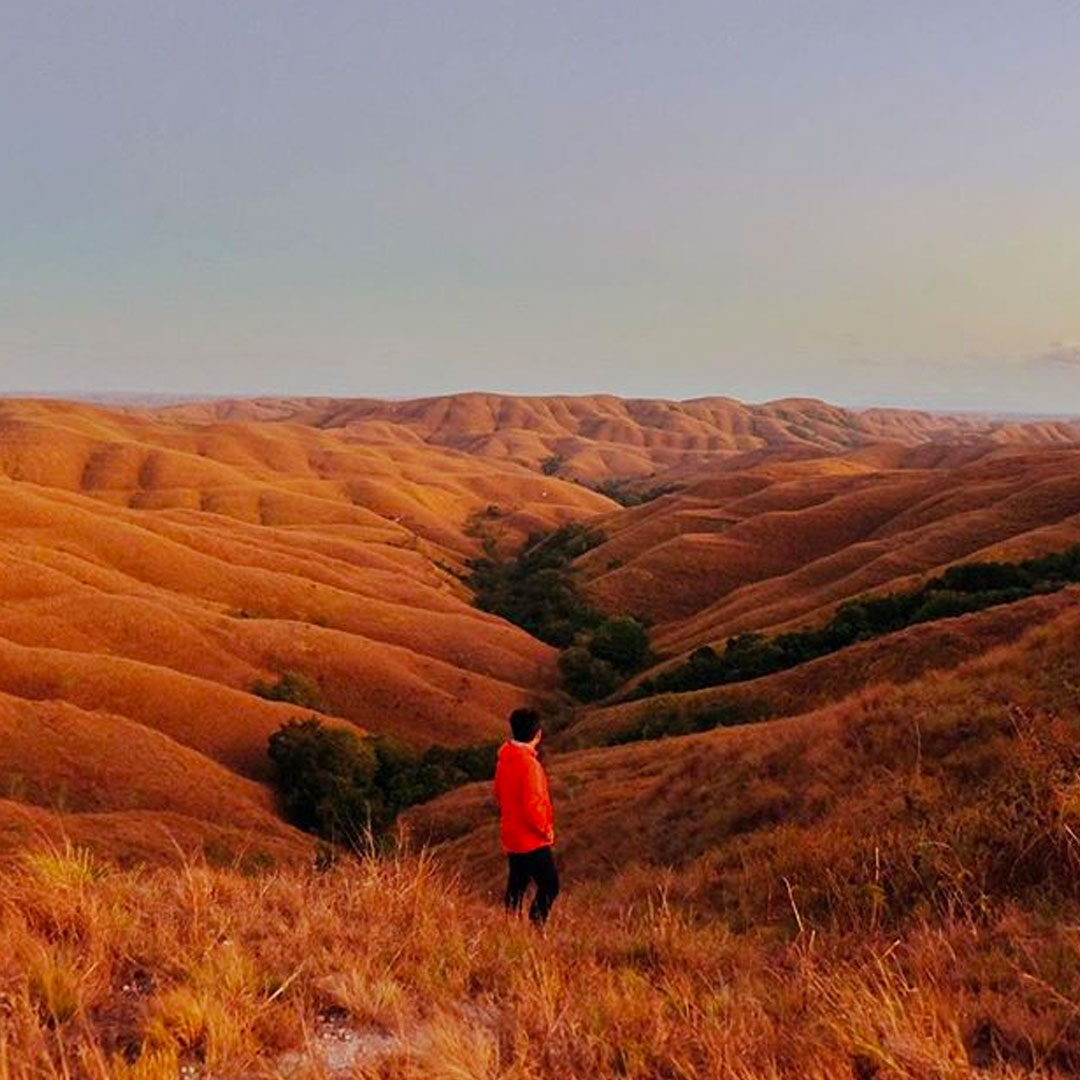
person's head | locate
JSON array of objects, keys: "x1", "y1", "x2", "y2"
[{"x1": 509, "y1": 707, "x2": 542, "y2": 745}]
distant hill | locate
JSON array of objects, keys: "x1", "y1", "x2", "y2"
[{"x1": 149, "y1": 392, "x2": 1080, "y2": 483}]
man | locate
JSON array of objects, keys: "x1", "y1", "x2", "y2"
[{"x1": 493, "y1": 707, "x2": 559, "y2": 924}]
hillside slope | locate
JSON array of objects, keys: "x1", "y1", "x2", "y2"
[
  {"x1": 0, "y1": 399, "x2": 611, "y2": 855},
  {"x1": 577, "y1": 445, "x2": 1080, "y2": 664},
  {"x1": 0, "y1": 694, "x2": 311, "y2": 865},
  {"x1": 561, "y1": 584, "x2": 1080, "y2": 748},
  {"x1": 407, "y1": 595, "x2": 1080, "y2": 913},
  {"x1": 9, "y1": 567, "x2": 1080, "y2": 1076}
]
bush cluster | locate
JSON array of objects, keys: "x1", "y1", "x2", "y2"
[
  {"x1": 268, "y1": 718, "x2": 496, "y2": 846},
  {"x1": 468, "y1": 523, "x2": 605, "y2": 647},
  {"x1": 636, "y1": 544, "x2": 1080, "y2": 699},
  {"x1": 252, "y1": 671, "x2": 324, "y2": 710},
  {"x1": 593, "y1": 478, "x2": 680, "y2": 507},
  {"x1": 469, "y1": 524, "x2": 651, "y2": 700},
  {"x1": 606, "y1": 698, "x2": 772, "y2": 745},
  {"x1": 558, "y1": 615, "x2": 651, "y2": 702}
]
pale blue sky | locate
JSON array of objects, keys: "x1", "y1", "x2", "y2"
[{"x1": 2, "y1": 2, "x2": 1079, "y2": 410}]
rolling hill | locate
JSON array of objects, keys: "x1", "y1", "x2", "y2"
[
  {"x1": 0, "y1": 398, "x2": 611, "y2": 859},
  {"x1": 576, "y1": 444, "x2": 1080, "y2": 663},
  {"x1": 152, "y1": 391, "x2": 1080, "y2": 483},
  {"x1": 558, "y1": 584, "x2": 1080, "y2": 748},
  {"x1": 2, "y1": 391, "x2": 1080, "y2": 865}
]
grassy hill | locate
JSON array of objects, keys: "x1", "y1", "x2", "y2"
[
  {"x1": 154, "y1": 391, "x2": 1080, "y2": 483},
  {"x1": 407, "y1": 595, "x2": 1080, "y2": 927},
  {"x1": 4, "y1": 395, "x2": 1080, "y2": 861},
  {"x1": 577, "y1": 445, "x2": 1080, "y2": 657},
  {"x1": 0, "y1": 399, "x2": 611, "y2": 857},
  {"x1": 8, "y1": 595, "x2": 1080, "y2": 1075},
  {"x1": 558, "y1": 584, "x2": 1080, "y2": 748},
  {"x1": 5, "y1": 394, "x2": 1080, "y2": 1075}
]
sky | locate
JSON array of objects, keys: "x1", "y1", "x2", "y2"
[{"x1": 2, "y1": 2, "x2": 1079, "y2": 411}]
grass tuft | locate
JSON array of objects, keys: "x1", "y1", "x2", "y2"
[{"x1": 24, "y1": 842, "x2": 104, "y2": 891}]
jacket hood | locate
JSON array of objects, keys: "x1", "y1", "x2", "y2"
[{"x1": 499, "y1": 740, "x2": 537, "y2": 763}]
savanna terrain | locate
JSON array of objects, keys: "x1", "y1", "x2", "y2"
[{"x1": 4, "y1": 392, "x2": 1080, "y2": 1078}]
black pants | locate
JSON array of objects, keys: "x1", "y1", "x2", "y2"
[{"x1": 505, "y1": 846, "x2": 560, "y2": 924}]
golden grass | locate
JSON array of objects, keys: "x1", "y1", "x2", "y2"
[
  {"x1": 2, "y1": 835, "x2": 1080, "y2": 1079},
  {"x1": 9, "y1": 606, "x2": 1080, "y2": 1076}
]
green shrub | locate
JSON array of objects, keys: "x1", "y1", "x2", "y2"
[
  {"x1": 559, "y1": 646, "x2": 620, "y2": 702},
  {"x1": 252, "y1": 671, "x2": 323, "y2": 710},
  {"x1": 267, "y1": 718, "x2": 379, "y2": 843},
  {"x1": 593, "y1": 478, "x2": 681, "y2": 507},
  {"x1": 608, "y1": 698, "x2": 771, "y2": 745},
  {"x1": 589, "y1": 616, "x2": 650, "y2": 673},
  {"x1": 268, "y1": 719, "x2": 499, "y2": 847},
  {"x1": 372, "y1": 737, "x2": 498, "y2": 812},
  {"x1": 468, "y1": 524, "x2": 654, "y2": 701},
  {"x1": 468, "y1": 524, "x2": 606, "y2": 646}
]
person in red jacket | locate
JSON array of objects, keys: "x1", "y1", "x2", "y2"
[{"x1": 493, "y1": 707, "x2": 559, "y2": 924}]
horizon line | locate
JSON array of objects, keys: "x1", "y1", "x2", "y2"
[{"x1": 2, "y1": 388, "x2": 1080, "y2": 422}]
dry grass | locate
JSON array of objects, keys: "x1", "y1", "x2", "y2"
[
  {"x1": 8, "y1": 620, "x2": 1080, "y2": 1077},
  {"x1": 2, "y1": 835, "x2": 1080, "y2": 1079}
]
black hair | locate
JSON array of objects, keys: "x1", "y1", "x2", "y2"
[{"x1": 509, "y1": 707, "x2": 541, "y2": 743}]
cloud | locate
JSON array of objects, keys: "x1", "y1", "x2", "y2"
[{"x1": 1031, "y1": 343, "x2": 1080, "y2": 368}]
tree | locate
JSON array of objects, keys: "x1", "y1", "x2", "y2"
[
  {"x1": 268, "y1": 720, "x2": 501, "y2": 847},
  {"x1": 588, "y1": 616, "x2": 650, "y2": 673},
  {"x1": 267, "y1": 718, "x2": 379, "y2": 843},
  {"x1": 559, "y1": 646, "x2": 619, "y2": 702},
  {"x1": 939, "y1": 562, "x2": 1031, "y2": 593}
]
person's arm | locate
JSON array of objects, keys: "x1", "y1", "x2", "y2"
[{"x1": 523, "y1": 758, "x2": 554, "y2": 844}]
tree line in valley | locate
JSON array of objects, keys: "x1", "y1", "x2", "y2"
[
  {"x1": 637, "y1": 544, "x2": 1080, "y2": 698},
  {"x1": 466, "y1": 523, "x2": 651, "y2": 701}
]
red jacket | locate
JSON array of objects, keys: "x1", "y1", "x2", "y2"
[{"x1": 493, "y1": 741, "x2": 555, "y2": 853}]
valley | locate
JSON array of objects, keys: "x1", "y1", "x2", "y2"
[{"x1": 3, "y1": 393, "x2": 1080, "y2": 865}]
